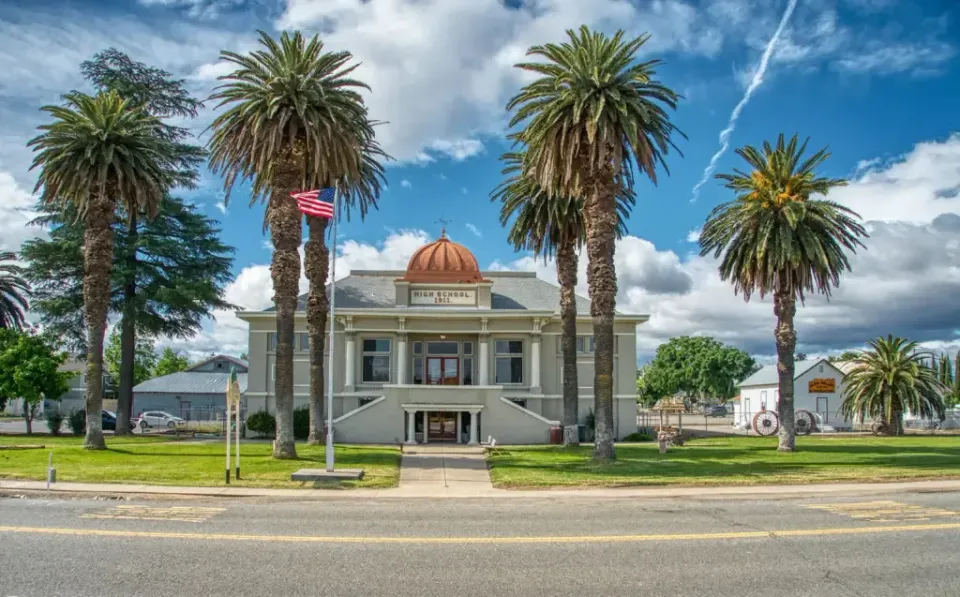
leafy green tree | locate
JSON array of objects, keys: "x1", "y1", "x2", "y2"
[
  {"x1": 153, "y1": 347, "x2": 190, "y2": 378},
  {"x1": 104, "y1": 327, "x2": 157, "y2": 387},
  {"x1": 0, "y1": 329, "x2": 73, "y2": 434},
  {"x1": 0, "y1": 252, "x2": 30, "y2": 330},
  {"x1": 29, "y1": 91, "x2": 177, "y2": 449},
  {"x1": 641, "y1": 336, "x2": 755, "y2": 403},
  {"x1": 209, "y1": 31, "x2": 386, "y2": 457},
  {"x1": 506, "y1": 26, "x2": 683, "y2": 461},
  {"x1": 493, "y1": 150, "x2": 634, "y2": 445},
  {"x1": 828, "y1": 351, "x2": 859, "y2": 363},
  {"x1": 22, "y1": 197, "x2": 234, "y2": 430},
  {"x1": 699, "y1": 134, "x2": 868, "y2": 452},
  {"x1": 840, "y1": 335, "x2": 946, "y2": 435}
]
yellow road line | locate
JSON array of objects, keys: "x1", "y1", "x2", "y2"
[{"x1": 1, "y1": 523, "x2": 959, "y2": 545}]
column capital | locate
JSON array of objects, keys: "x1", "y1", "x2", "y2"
[
  {"x1": 397, "y1": 315, "x2": 407, "y2": 332},
  {"x1": 337, "y1": 315, "x2": 355, "y2": 332}
]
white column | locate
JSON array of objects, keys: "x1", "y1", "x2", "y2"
[
  {"x1": 468, "y1": 410, "x2": 479, "y2": 445},
  {"x1": 478, "y1": 335, "x2": 490, "y2": 385},
  {"x1": 405, "y1": 410, "x2": 416, "y2": 444},
  {"x1": 422, "y1": 411, "x2": 428, "y2": 444},
  {"x1": 530, "y1": 335, "x2": 541, "y2": 392},
  {"x1": 456, "y1": 411, "x2": 463, "y2": 444},
  {"x1": 397, "y1": 334, "x2": 407, "y2": 385},
  {"x1": 344, "y1": 333, "x2": 356, "y2": 391}
]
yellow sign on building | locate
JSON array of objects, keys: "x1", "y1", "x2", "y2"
[{"x1": 808, "y1": 378, "x2": 836, "y2": 393}]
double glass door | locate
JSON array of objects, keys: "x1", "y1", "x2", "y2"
[
  {"x1": 427, "y1": 412, "x2": 458, "y2": 441},
  {"x1": 426, "y1": 357, "x2": 459, "y2": 385}
]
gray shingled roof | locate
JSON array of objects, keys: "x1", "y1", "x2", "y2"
[
  {"x1": 133, "y1": 372, "x2": 248, "y2": 395},
  {"x1": 739, "y1": 359, "x2": 834, "y2": 387},
  {"x1": 268, "y1": 271, "x2": 595, "y2": 314}
]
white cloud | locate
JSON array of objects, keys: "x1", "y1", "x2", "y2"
[
  {"x1": 685, "y1": 228, "x2": 701, "y2": 243},
  {"x1": 400, "y1": 179, "x2": 412, "y2": 189},
  {"x1": 832, "y1": 41, "x2": 956, "y2": 75},
  {"x1": 0, "y1": 171, "x2": 42, "y2": 252},
  {"x1": 465, "y1": 223, "x2": 482, "y2": 238},
  {"x1": 215, "y1": 200, "x2": 228, "y2": 214}
]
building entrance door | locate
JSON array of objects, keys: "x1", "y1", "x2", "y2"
[
  {"x1": 427, "y1": 412, "x2": 458, "y2": 442},
  {"x1": 426, "y1": 357, "x2": 459, "y2": 385}
]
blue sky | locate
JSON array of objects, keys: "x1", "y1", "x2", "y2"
[{"x1": 1, "y1": 0, "x2": 959, "y2": 362}]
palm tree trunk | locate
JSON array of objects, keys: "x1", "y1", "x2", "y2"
[
  {"x1": 557, "y1": 237, "x2": 579, "y2": 446},
  {"x1": 83, "y1": 193, "x2": 115, "y2": 450},
  {"x1": 304, "y1": 215, "x2": 329, "y2": 445},
  {"x1": 116, "y1": 212, "x2": 137, "y2": 436},
  {"x1": 773, "y1": 283, "x2": 797, "y2": 452},
  {"x1": 267, "y1": 186, "x2": 302, "y2": 459},
  {"x1": 583, "y1": 175, "x2": 618, "y2": 462}
]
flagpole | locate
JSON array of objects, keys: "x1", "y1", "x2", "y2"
[
  {"x1": 325, "y1": 189, "x2": 338, "y2": 472},
  {"x1": 224, "y1": 400, "x2": 231, "y2": 484},
  {"x1": 235, "y1": 398, "x2": 241, "y2": 480}
]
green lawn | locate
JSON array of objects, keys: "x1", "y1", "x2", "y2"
[
  {"x1": 488, "y1": 436, "x2": 960, "y2": 489},
  {"x1": 0, "y1": 436, "x2": 401, "y2": 489}
]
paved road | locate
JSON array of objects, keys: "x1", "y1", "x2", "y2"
[{"x1": 1, "y1": 490, "x2": 959, "y2": 596}]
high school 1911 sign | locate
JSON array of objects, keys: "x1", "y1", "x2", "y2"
[
  {"x1": 808, "y1": 378, "x2": 836, "y2": 393},
  {"x1": 410, "y1": 289, "x2": 476, "y2": 306}
]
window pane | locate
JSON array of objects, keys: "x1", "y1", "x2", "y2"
[
  {"x1": 363, "y1": 339, "x2": 390, "y2": 353},
  {"x1": 463, "y1": 358, "x2": 473, "y2": 386},
  {"x1": 462, "y1": 341, "x2": 473, "y2": 355},
  {"x1": 268, "y1": 333, "x2": 277, "y2": 350},
  {"x1": 427, "y1": 341, "x2": 458, "y2": 355},
  {"x1": 362, "y1": 355, "x2": 390, "y2": 382},
  {"x1": 495, "y1": 340, "x2": 523, "y2": 354},
  {"x1": 413, "y1": 358, "x2": 423, "y2": 385},
  {"x1": 495, "y1": 356, "x2": 523, "y2": 384},
  {"x1": 300, "y1": 334, "x2": 310, "y2": 351},
  {"x1": 576, "y1": 337, "x2": 584, "y2": 353},
  {"x1": 413, "y1": 341, "x2": 423, "y2": 355}
]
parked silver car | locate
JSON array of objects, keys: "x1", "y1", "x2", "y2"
[{"x1": 137, "y1": 411, "x2": 185, "y2": 429}]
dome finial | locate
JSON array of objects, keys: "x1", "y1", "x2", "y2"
[{"x1": 435, "y1": 216, "x2": 450, "y2": 239}]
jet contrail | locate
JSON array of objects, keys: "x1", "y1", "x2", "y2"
[{"x1": 690, "y1": 0, "x2": 800, "y2": 203}]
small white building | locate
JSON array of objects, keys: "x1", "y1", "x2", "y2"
[{"x1": 735, "y1": 358, "x2": 851, "y2": 430}]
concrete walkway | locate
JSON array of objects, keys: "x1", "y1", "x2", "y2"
[{"x1": 396, "y1": 444, "x2": 495, "y2": 496}]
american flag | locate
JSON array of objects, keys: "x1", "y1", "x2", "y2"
[{"x1": 291, "y1": 188, "x2": 335, "y2": 219}]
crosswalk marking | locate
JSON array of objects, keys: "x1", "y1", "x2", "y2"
[
  {"x1": 81, "y1": 505, "x2": 225, "y2": 523},
  {"x1": 806, "y1": 500, "x2": 957, "y2": 522}
]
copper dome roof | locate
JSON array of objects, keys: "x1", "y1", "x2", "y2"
[{"x1": 401, "y1": 233, "x2": 488, "y2": 283}]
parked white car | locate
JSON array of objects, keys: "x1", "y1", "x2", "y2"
[{"x1": 137, "y1": 411, "x2": 185, "y2": 429}]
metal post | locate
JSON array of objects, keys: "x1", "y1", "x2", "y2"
[
  {"x1": 235, "y1": 402, "x2": 241, "y2": 480},
  {"x1": 224, "y1": 402, "x2": 231, "y2": 484},
  {"x1": 325, "y1": 190, "x2": 339, "y2": 473}
]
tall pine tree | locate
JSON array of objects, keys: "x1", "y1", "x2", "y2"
[{"x1": 21, "y1": 50, "x2": 233, "y2": 433}]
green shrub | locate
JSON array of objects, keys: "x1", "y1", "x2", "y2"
[
  {"x1": 246, "y1": 410, "x2": 276, "y2": 438},
  {"x1": 67, "y1": 410, "x2": 85, "y2": 436},
  {"x1": 293, "y1": 406, "x2": 310, "y2": 441},
  {"x1": 44, "y1": 410, "x2": 64, "y2": 436},
  {"x1": 622, "y1": 432, "x2": 652, "y2": 442}
]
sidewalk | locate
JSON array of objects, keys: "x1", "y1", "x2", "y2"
[
  {"x1": 396, "y1": 444, "x2": 493, "y2": 496},
  {"x1": 2, "y1": 477, "x2": 959, "y2": 500}
]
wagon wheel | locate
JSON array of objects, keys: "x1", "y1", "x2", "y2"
[
  {"x1": 795, "y1": 409, "x2": 816, "y2": 436},
  {"x1": 752, "y1": 410, "x2": 780, "y2": 436}
]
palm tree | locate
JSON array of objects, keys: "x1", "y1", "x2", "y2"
[
  {"x1": 29, "y1": 91, "x2": 173, "y2": 449},
  {"x1": 840, "y1": 335, "x2": 947, "y2": 435},
  {"x1": 208, "y1": 31, "x2": 382, "y2": 457},
  {"x1": 305, "y1": 138, "x2": 386, "y2": 444},
  {"x1": 699, "y1": 134, "x2": 868, "y2": 451},
  {"x1": 506, "y1": 26, "x2": 683, "y2": 461},
  {"x1": 0, "y1": 252, "x2": 30, "y2": 329},
  {"x1": 492, "y1": 150, "x2": 634, "y2": 446}
]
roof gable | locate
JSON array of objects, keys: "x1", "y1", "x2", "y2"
[{"x1": 738, "y1": 358, "x2": 842, "y2": 387}]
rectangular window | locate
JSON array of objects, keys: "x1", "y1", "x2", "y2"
[
  {"x1": 463, "y1": 357, "x2": 473, "y2": 386},
  {"x1": 463, "y1": 341, "x2": 473, "y2": 355},
  {"x1": 300, "y1": 334, "x2": 310, "y2": 351},
  {"x1": 426, "y1": 341, "x2": 459, "y2": 355},
  {"x1": 413, "y1": 341, "x2": 423, "y2": 356},
  {"x1": 413, "y1": 357, "x2": 423, "y2": 385},
  {"x1": 495, "y1": 340, "x2": 523, "y2": 384},
  {"x1": 362, "y1": 338, "x2": 391, "y2": 383},
  {"x1": 268, "y1": 333, "x2": 277, "y2": 351}
]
